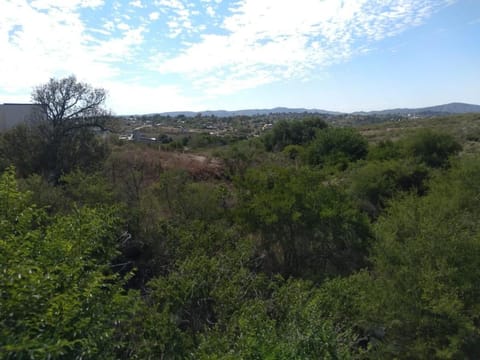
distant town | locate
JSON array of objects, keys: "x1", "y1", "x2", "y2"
[{"x1": 3, "y1": 102, "x2": 480, "y2": 146}]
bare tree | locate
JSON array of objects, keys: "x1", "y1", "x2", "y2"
[
  {"x1": 30, "y1": 75, "x2": 112, "y2": 181},
  {"x1": 32, "y1": 75, "x2": 109, "y2": 135}
]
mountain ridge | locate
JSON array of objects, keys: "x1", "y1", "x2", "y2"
[
  {"x1": 352, "y1": 102, "x2": 480, "y2": 115},
  {"x1": 140, "y1": 102, "x2": 480, "y2": 117}
]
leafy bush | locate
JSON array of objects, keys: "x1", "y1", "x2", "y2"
[
  {"x1": 349, "y1": 159, "x2": 429, "y2": 217},
  {"x1": 0, "y1": 167, "x2": 137, "y2": 359},
  {"x1": 236, "y1": 165, "x2": 371, "y2": 279},
  {"x1": 306, "y1": 127, "x2": 368, "y2": 168},
  {"x1": 357, "y1": 157, "x2": 480, "y2": 358},
  {"x1": 401, "y1": 129, "x2": 462, "y2": 168},
  {"x1": 264, "y1": 117, "x2": 327, "y2": 151}
]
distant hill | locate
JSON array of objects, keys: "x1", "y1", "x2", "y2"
[
  {"x1": 137, "y1": 102, "x2": 480, "y2": 118},
  {"x1": 353, "y1": 102, "x2": 480, "y2": 116},
  {"x1": 157, "y1": 107, "x2": 341, "y2": 117}
]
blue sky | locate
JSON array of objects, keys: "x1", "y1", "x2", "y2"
[{"x1": 0, "y1": 0, "x2": 479, "y2": 114}]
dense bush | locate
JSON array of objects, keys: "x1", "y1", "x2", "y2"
[
  {"x1": 263, "y1": 117, "x2": 327, "y2": 151},
  {"x1": 306, "y1": 127, "x2": 368, "y2": 168},
  {"x1": 236, "y1": 165, "x2": 371, "y2": 279},
  {"x1": 2, "y1": 113, "x2": 479, "y2": 359},
  {"x1": 401, "y1": 129, "x2": 462, "y2": 168},
  {"x1": 349, "y1": 159, "x2": 429, "y2": 217},
  {"x1": 0, "y1": 168, "x2": 137, "y2": 359}
]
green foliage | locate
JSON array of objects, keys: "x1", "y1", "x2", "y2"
[
  {"x1": 3, "y1": 107, "x2": 480, "y2": 359},
  {"x1": 281, "y1": 144, "x2": 306, "y2": 168},
  {"x1": 15, "y1": 170, "x2": 117, "y2": 216},
  {"x1": 107, "y1": 164, "x2": 237, "y2": 288},
  {"x1": 149, "y1": 170, "x2": 229, "y2": 223},
  {"x1": 136, "y1": 236, "x2": 266, "y2": 358},
  {"x1": 196, "y1": 278, "x2": 352, "y2": 359},
  {"x1": 367, "y1": 140, "x2": 402, "y2": 161},
  {"x1": 219, "y1": 137, "x2": 267, "y2": 177},
  {"x1": 143, "y1": 239, "x2": 351, "y2": 359},
  {"x1": 0, "y1": 125, "x2": 43, "y2": 177},
  {"x1": 236, "y1": 165, "x2": 371, "y2": 279},
  {"x1": 264, "y1": 117, "x2": 328, "y2": 151},
  {"x1": 306, "y1": 127, "x2": 368, "y2": 169},
  {"x1": 52, "y1": 127, "x2": 110, "y2": 176},
  {"x1": 401, "y1": 129, "x2": 462, "y2": 168},
  {"x1": 348, "y1": 159, "x2": 429, "y2": 217},
  {"x1": 0, "y1": 168, "x2": 137, "y2": 359},
  {"x1": 356, "y1": 156, "x2": 480, "y2": 358},
  {"x1": 18, "y1": 173, "x2": 66, "y2": 214},
  {"x1": 0, "y1": 123, "x2": 109, "y2": 182},
  {"x1": 188, "y1": 132, "x2": 229, "y2": 149},
  {"x1": 157, "y1": 133, "x2": 173, "y2": 144},
  {"x1": 1, "y1": 76, "x2": 112, "y2": 181},
  {"x1": 282, "y1": 144, "x2": 305, "y2": 159},
  {"x1": 60, "y1": 169, "x2": 116, "y2": 208}
]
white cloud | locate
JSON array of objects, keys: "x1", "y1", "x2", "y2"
[
  {"x1": 155, "y1": 0, "x2": 455, "y2": 94},
  {"x1": 0, "y1": 0, "x2": 144, "y2": 94},
  {"x1": 0, "y1": 0, "x2": 458, "y2": 111},
  {"x1": 29, "y1": 0, "x2": 104, "y2": 10},
  {"x1": 104, "y1": 82, "x2": 200, "y2": 114},
  {"x1": 154, "y1": 0, "x2": 193, "y2": 37},
  {"x1": 206, "y1": 5, "x2": 215, "y2": 17},
  {"x1": 149, "y1": 12, "x2": 160, "y2": 21},
  {"x1": 1, "y1": 1, "x2": 87, "y2": 91},
  {"x1": 103, "y1": 20, "x2": 115, "y2": 31},
  {"x1": 117, "y1": 22, "x2": 130, "y2": 31},
  {"x1": 154, "y1": 0, "x2": 184, "y2": 9},
  {"x1": 92, "y1": 26, "x2": 146, "y2": 61},
  {"x1": 129, "y1": 0, "x2": 143, "y2": 8}
]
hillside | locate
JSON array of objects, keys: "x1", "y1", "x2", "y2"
[
  {"x1": 3, "y1": 108, "x2": 480, "y2": 359},
  {"x1": 142, "y1": 102, "x2": 480, "y2": 118},
  {"x1": 354, "y1": 102, "x2": 480, "y2": 115}
]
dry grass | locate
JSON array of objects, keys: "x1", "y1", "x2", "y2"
[
  {"x1": 357, "y1": 113, "x2": 480, "y2": 154},
  {"x1": 109, "y1": 144, "x2": 224, "y2": 184}
]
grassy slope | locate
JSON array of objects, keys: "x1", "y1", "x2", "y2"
[{"x1": 357, "y1": 113, "x2": 480, "y2": 154}]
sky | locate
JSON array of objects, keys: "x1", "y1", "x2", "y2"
[{"x1": 0, "y1": 0, "x2": 479, "y2": 114}]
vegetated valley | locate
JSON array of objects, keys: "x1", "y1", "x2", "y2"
[{"x1": 2, "y1": 78, "x2": 480, "y2": 359}]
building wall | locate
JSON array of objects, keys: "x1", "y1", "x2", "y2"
[{"x1": 0, "y1": 103, "x2": 44, "y2": 132}]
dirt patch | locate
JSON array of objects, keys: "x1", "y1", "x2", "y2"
[
  {"x1": 163, "y1": 152, "x2": 224, "y2": 180},
  {"x1": 109, "y1": 145, "x2": 225, "y2": 184}
]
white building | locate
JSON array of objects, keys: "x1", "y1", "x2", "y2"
[{"x1": 0, "y1": 103, "x2": 44, "y2": 132}]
